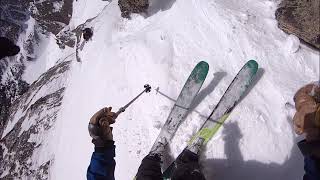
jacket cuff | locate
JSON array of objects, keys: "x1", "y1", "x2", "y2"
[{"x1": 298, "y1": 139, "x2": 320, "y2": 158}]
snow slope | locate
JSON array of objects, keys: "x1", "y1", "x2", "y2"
[{"x1": 51, "y1": 0, "x2": 319, "y2": 179}]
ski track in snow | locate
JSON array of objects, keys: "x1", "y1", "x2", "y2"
[{"x1": 48, "y1": 0, "x2": 319, "y2": 180}]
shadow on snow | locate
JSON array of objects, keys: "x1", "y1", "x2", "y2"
[
  {"x1": 201, "y1": 120, "x2": 304, "y2": 180},
  {"x1": 156, "y1": 67, "x2": 303, "y2": 179}
]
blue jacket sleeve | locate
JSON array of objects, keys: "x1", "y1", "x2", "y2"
[
  {"x1": 303, "y1": 156, "x2": 320, "y2": 180},
  {"x1": 87, "y1": 141, "x2": 116, "y2": 180},
  {"x1": 297, "y1": 140, "x2": 320, "y2": 180}
]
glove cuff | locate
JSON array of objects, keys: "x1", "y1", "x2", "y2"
[
  {"x1": 94, "y1": 141, "x2": 115, "y2": 153},
  {"x1": 92, "y1": 138, "x2": 114, "y2": 148},
  {"x1": 298, "y1": 139, "x2": 320, "y2": 158}
]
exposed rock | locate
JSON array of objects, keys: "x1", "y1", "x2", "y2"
[
  {"x1": 0, "y1": 0, "x2": 73, "y2": 139},
  {"x1": 275, "y1": 0, "x2": 320, "y2": 49},
  {"x1": 29, "y1": 0, "x2": 73, "y2": 35},
  {"x1": 0, "y1": 1, "x2": 74, "y2": 177},
  {"x1": 1, "y1": 0, "x2": 73, "y2": 50},
  {"x1": 118, "y1": 0, "x2": 149, "y2": 18},
  {"x1": 56, "y1": 26, "x2": 77, "y2": 49},
  {"x1": 0, "y1": 59, "x2": 71, "y2": 178},
  {"x1": 0, "y1": 78, "x2": 29, "y2": 136},
  {"x1": 56, "y1": 15, "x2": 97, "y2": 50}
]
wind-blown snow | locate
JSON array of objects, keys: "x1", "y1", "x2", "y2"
[{"x1": 49, "y1": 0, "x2": 319, "y2": 180}]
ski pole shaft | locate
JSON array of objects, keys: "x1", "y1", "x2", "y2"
[{"x1": 115, "y1": 84, "x2": 151, "y2": 116}]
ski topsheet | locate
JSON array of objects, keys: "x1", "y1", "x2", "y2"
[
  {"x1": 150, "y1": 61, "x2": 209, "y2": 155},
  {"x1": 163, "y1": 60, "x2": 259, "y2": 179}
]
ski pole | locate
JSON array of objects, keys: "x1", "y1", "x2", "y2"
[{"x1": 115, "y1": 84, "x2": 151, "y2": 116}]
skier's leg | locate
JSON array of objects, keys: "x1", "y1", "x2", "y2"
[
  {"x1": 136, "y1": 153, "x2": 163, "y2": 180},
  {"x1": 172, "y1": 149, "x2": 206, "y2": 180}
]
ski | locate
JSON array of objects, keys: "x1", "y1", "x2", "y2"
[
  {"x1": 149, "y1": 61, "x2": 209, "y2": 156},
  {"x1": 163, "y1": 60, "x2": 259, "y2": 179},
  {"x1": 134, "y1": 61, "x2": 209, "y2": 179}
]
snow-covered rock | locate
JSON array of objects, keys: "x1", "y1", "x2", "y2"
[
  {"x1": 276, "y1": 0, "x2": 320, "y2": 49},
  {"x1": 0, "y1": 59, "x2": 71, "y2": 179}
]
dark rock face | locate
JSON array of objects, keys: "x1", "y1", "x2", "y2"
[
  {"x1": 118, "y1": 0, "x2": 149, "y2": 18},
  {"x1": 0, "y1": 78, "x2": 29, "y2": 138},
  {"x1": 0, "y1": 60, "x2": 71, "y2": 179},
  {"x1": 56, "y1": 26, "x2": 77, "y2": 48},
  {"x1": 1, "y1": 1, "x2": 33, "y2": 141},
  {"x1": 276, "y1": 0, "x2": 320, "y2": 49},
  {"x1": 0, "y1": 0, "x2": 73, "y2": 37},
  {"x1": 29, "y1": 0, "x2": 73, "y2": 35},
  {"x1": 0, "y1": 58, "x2": 29, "y2": 138}
]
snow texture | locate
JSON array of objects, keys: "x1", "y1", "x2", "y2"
[
  {"x1": 4, "y1": 0, "x2": 317, "y2": 179},
  {"x1": 285, "y1": 34, "x2": 300, "y2": 54}
]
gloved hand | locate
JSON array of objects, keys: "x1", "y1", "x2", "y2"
[
  {"x1": 293, "y1": 83, "x2": 320, "y2": 141},
  {"x1": 88, "y1": 107, "x2": 118, "y2": 147}
]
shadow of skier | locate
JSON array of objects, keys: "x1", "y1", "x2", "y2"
[{"x1": 201, "y1": 120, "x2": 304, "y2": 180}]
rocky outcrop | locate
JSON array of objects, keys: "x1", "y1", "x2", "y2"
[
  {"x1": 0, "y1": 0, "x2": 73, "y2": 37},
  {"x1": 118, "y1": 0, "x2": 149, "y2": 18},
  {"x1": 29, "y1": 0, "x2": 73, "y2": 35},
  {"x1": 0, "y1": 0, "x2": 73, "y2": 138},
  {"x1": 0, "y1": 77, "x2": 29, "y2": 138},
  {"x1": 275, "y1": 0, "x2": 320, "y2": 49},
  {"x1": 0, "y1": 0, "x2": 73, "y2": 58},
  {"x1": 0, "y1": 59, "x2": 71, "y2": 179},
  {"x1": 1, "y1": 1, "x2": 35, "y2": 139},
  {"x1": 0, "y1": 1, "x2": 74, "y2": 178}
]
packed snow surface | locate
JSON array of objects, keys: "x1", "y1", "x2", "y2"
[{"x1": 43, "y1": 0, "x2": 319, "y2": 179}]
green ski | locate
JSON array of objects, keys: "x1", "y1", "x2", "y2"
[
  {"x1": 135, "y1": 61, "x2": 209, "y2": 179},
  {"x1": 149, "y1": 61, "x2": 209, "y2": 156}
]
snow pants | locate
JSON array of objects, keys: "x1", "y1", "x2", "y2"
[{"x1": 136, "y1": 149, "x2": 206, "y2": 180}]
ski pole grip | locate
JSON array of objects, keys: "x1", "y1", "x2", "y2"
[{"x1": 144, "y1": 84, "x2": 151, "y2": 93}]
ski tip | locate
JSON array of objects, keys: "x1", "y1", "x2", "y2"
[
  {"x1": 247, "y1": 60, "x2": 259, "y2": 71},
  {"x1": 193, "y1": 61, "x2": 209, "y2": 81},
  {"x1": 198, "y1": 61, "x2": 209, "y2": 69}
]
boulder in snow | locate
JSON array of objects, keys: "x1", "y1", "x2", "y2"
[
  {"x1": 29, "y1": 0, "x2": 73, "y2": 35},
  {"x1": 275, "y1": 0, "x2": 320, "y2": 50}
]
